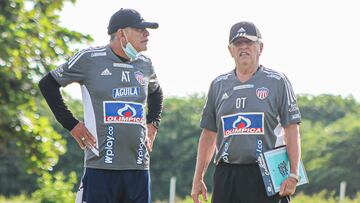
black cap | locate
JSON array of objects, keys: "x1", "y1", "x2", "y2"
[
  {"x1": 229, "y1": 21, "x2": 262, "y2": 44},
  {"x1": 107, "y1": 8, "x2": 159, "y2": 35}
]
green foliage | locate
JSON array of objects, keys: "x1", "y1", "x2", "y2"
[
  {"x1": 31, "y1": 172, "x2": 77, "y2": 203},
  {"x1": 51, "y1": 94, "x2": 84, "y2": 186},
  {"x1": 0, "y1": 0, "x2": 91, "y2": 197},
  {"x1": 303, "y1": 113, "x2": 360, "y2": 196},
  {"x1": 299, "y1": 120, "x2": 330, "y2": 172},
  {"x1": 0, "y1": 172, "x2": 77, "y2": 203},
  {"x1": 297, "y1": 94, "x2": 360, "y2": 196},
  {"x1": 297, "y1": 94, "x2": 359, "y2": 125},
  {"x1": 151, "y1": 94, "x2": 215, "y2": 200},
  {"x1": 0, "y1": 194, "x2": 35, "y2": 203}
]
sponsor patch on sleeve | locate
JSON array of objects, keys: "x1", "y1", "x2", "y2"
[
  {"x1": 103, "y1": 101, "x2": 145, "y2": 125},
  {"x1": 221, "y1": 112, "x2": 264, "y2": 137}
]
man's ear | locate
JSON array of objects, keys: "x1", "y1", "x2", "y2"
[
  {"x1": 116, "y1": 29, "x2": 124, "y2": 38},
  {"x1": 259, "y1": 42, "x2": 264, "y2": 55}
]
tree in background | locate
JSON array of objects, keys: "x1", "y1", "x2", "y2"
[
  {"x1": 0, "y1": 0, "x2": 91, "y2": 196},
  {"x1": 297, "y1": 95, "x2": 360, "y2": 197},
  {"x1": 297, "y1": 94, "x2": 359, "y2": 125},
  {"x1": 150, "y1": 95, "x2": 215, "y2": 200},
  {"x1": 52, "y1": 94, "x2": 84, "y2": 184},
  {"x1": 301, "y1": 114, "x2": 360, "y2": 197},
  {"x1": 31, "y1": 171, "x2": 77, "y2": 203},
  {"x1": 323, "y1": 114, "x2": 360, "y2": 197}
]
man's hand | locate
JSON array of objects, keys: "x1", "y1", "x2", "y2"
[
  {"x1": 191, "y1": 178, "x2": 208, "y2": 203},
  {"x1": 191, "y1": 129, "x2": 216, "y2": 203},
  {"x1": 279, "y1": 177, "x2": 297, "y2": 196},
  {"x1": 70, "y1": 122, "x2": 96, "y2": 150},
  {"x1": 146, "y1": 123, "x2": 158, "y2": 152}
]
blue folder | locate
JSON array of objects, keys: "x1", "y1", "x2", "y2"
[{"x1": 257, "y1": 146, "x2": 309, "y2": 196}]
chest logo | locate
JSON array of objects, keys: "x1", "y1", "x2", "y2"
[
  {"x1": 256, "y1": 87, "x2": 269, "y2": 100},
  {"x1": 221, "y1": 112, "x2": 264, "y2": 137},
  {"x1": 101, "y1": 68, "x2": 112, "y2": 76},
  {"x1": 134, "y1": 71, "x2": 146, "y2": 85},
  {"x1": 112, "y1": 87, "x2": 140, "y2": 99},
  {"x1": 221, "y1": 92, "x2": 229, "y2": 100},
  {"x1": 103, "y1": 101, "x2": 145, "y2": 125}
]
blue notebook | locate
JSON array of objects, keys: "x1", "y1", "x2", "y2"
[{"x1": 257, "y1": 146, "x2": 309, "y2": 196}]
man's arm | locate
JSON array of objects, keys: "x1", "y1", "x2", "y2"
[
  {"x1": 38, "y1": 73, "x2": 96, "y2": 149},
  {"x1": 38, "y1": 73, "x2": 79, "y2": 131},
  {"x1": 146, "y1": 85, "x2": 163, "y2": 124},
  {"x1": 191, "y1": 129, "x2": 217, "y2": 203},
  {"x1": 279, "y1": 123, "x2": 301, "y2": 196},
  {"x1": 145, "y1": 85, "x2": 163, "y2": 152}
]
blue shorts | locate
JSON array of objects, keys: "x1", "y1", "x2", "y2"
[{"x1": 75, "y1": 168, "x2": 151, "y2": 203}]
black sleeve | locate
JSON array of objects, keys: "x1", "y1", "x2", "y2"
[
  {"x1": 38, "y1": 73, "x2": 79, "y2": 131},
  {"x1": 146, "y1": 85, "x2": 163, "y2": 127}
]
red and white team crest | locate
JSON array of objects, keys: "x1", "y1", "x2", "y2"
[
  {"x1": 256, "y1": 87, "x2": 269, "y2": 100},
  {"x1": 134, "y1": 71, "x2": 146, "y2": 85}
]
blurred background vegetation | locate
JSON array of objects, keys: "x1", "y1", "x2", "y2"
[{"x1": 1, "y1": 0, "x2": 360, "y2": 202}]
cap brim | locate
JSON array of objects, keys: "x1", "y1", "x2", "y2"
[
  {"x1": 230, "y1": 35, "x2": 259, "y2": 44},
  {"x1": 132, "y1": 21, "x2": 159, "y2": 29}
]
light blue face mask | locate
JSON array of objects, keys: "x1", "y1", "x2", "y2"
[
  {"x1": 122, "y1": 42, "x2": 139, "y2": 60},
  {"x1": 121, "y1": 33, "x2": 139, "y2": 60}
]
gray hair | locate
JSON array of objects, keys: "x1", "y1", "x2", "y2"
[{"x1": 110, "y1": 33, "x2": 117, "y2": 41}]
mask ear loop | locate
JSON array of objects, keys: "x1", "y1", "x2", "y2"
[
  {"x1": 119, "y1": 30, "x2": 139, "y2": 60},
  {"x1": 120, "y1": 30, "x2": 129, "y2": 49}
]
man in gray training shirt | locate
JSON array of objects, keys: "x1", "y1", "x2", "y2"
[
  {"x1": 39, "y1": 8, "x2": 163, "y2": 203},
  {"x1": 191, "y1": 21, "x2": 302, "y2": 203}
]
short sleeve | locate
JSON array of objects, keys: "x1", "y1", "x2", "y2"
[
  {"x1": 200, "y1": 81, "x2": 218, "y2": 132},
  {"x1": 277, "y1": 74, "x2": 301, "y2": 127},
  {"x1": 148, "y1": 64, "x2": 160, "y2": 94},
  {"x1": 136, "y1": 55, "x2": 160, "y2": 94},
  {"x1": 50, "y1": 50, "x2": 88, "y2": 87}
]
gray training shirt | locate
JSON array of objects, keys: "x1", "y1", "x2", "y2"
[
  {"x1": 200, "y1": 65, "x2": 301, "y2": 165},
  {"x1": 51, "y1": 45, "x2": 159, "y2": 170}
]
